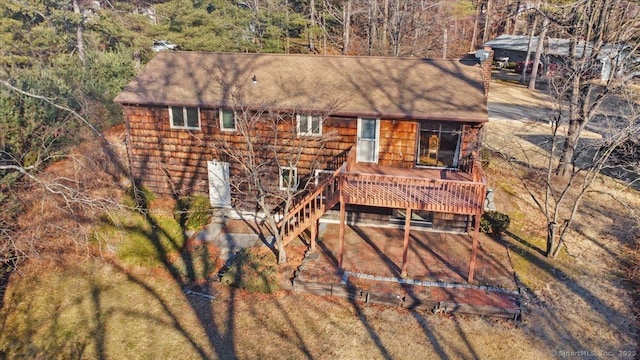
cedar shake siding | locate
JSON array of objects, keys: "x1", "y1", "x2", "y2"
[
  {"x1": 125, "y1": 103, "x2": 481, "y2": 198},
  {"x1": 116, "y1": 52, "x2": 488, "y2": 200},
  {"x1": 125, "y1": 106, "x2": 358, "y2": 197}
]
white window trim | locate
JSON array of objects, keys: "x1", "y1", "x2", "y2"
[
  {"x1": 296, "y1": 114, "x2": 322, "y2": 136},
  {"x1": 314, "y1": 169, "x2": 333, "y2": 186},
  {"x1": 356, "y1": 117, "x2": 380, "y2": 163},
  {"x1": 169, "y1": 106, "x2": 201, "y2": 130},
  {"x1": 219, "y1": 109, "x2": 237, "y2": 132},
  {"x1": 279, "y1": 166, "x2": 298, "y2": 191},
  {"x1": 314, "y1": 169, "x2": 333, "y2": 200}
]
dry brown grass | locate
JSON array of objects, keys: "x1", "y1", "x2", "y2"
[{"x1": 484, "y1": 81, "x2": 640, "y2": 357}]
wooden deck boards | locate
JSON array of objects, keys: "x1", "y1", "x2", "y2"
[{"x1": 350, "y1": 163, "x2": 474, "y2": 182}]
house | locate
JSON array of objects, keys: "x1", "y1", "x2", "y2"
[
  {"x1": 114, "y1": 51, "x2": 491, "y2": 282},
  {"x1": 484, "y1": 34, "x2": 635, "y2": 81}
]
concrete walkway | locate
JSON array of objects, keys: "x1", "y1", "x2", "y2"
[{"x1": 195, "y1": 220, "x2": 274, "y2": 260}]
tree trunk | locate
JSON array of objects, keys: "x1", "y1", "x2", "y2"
[
  {"x1": 277, "y1": 236, "x2": 287, "y2": 264},
  {"x1": 482, "y1": 0, "x2": 493, "y2": 44},
  {"x1": 546, "y1": 221, "x2": 558, "y2": 257},
  {"x1": 442, "y1": 27, "x2": 447, "y2": 59},
  {"x1": 521, "y1": 2, "x2": 539, "y2": 84},
  {"x1": 309, "y1": 0, "x2": 316, "y2": 52},
  {"x1": 511, "y1": 0, "x2": 521, "y2": 34},
  {"x1": 528, "y1": 14, "x2": 548, "y2": 90},
  {"x1": 322, "y1": 12, "x2": 327, "y2": 55},
  {"x1": 470, "y1": 0, "x2": 481, "y2": 52},
  {"x1": 285, "y1": 0, "x2": 290, "y2": 53},
  {"x1": 134, "y1": 50, "x2": 141, "y2": 72},
  {"x1": 557, "y1": 115, "x2": 581, "y2": 176},
  {"x1": 73, "y1": 0, "x2": 85, "y2": 65},
  {"x1": 556, "y1": 10, "x2": 584, "y2": 177},
  {"x1": 382, "y1": 0, "x2": 389, "y2": 54},
  {"x1": 367, "y1": 0, "x2": 376, "y2": 55},
  {"x1": 342, "y1": 0, "x2": 352, "y2": 55}
]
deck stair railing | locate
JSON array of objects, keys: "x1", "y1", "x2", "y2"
[
  {"x1": 458, "y1": 155, "x2": 485, "y2": 183},
  {"x1": 277, "y1": 164, "x2": 344, "y2": 245}
]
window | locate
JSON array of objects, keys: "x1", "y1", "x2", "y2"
[
  {"x1": 279, "y1": 167, "x2": 298, "y2": 190},
  {"x1": 314, "y1": 169, "x2": 333, "y2": 200},
  {"x1": 356, "y1": 117, "x2": 380, "y2": 163},
  {"x1": 417, "y1": 122, "x2": 462, "y2": 167},
  {"x1": 219, "y1": 109, "x2": 236, "y2": 131},
  {"x1": 297, "y1": 114, "x2": 322, "y2": 136},
  {"x1": 170, "y1": 106, "x2": 200, "y2": 129},
  {"x1": 314, "y1": 169, "x2": 333, "y2": 186}
]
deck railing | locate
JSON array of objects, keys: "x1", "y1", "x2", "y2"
[
  {"x1": 277, "y1": 145, "x2": 486, "y2": 244},
  {"x1": 458, "y1": 155, "x2": 485, "y2": 183},
  {"x1": 340, "y1": 173, "x2": 485, "y2": 215},
  {"x1": 277, "y1": 165, "x2": 343, "y2": 245},
  {"x1": 325, "y1": 146, "x2": 352, "y2": 172}
]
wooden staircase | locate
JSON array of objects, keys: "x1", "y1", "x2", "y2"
[{"x1": 277, "y1": 165, "x2": 344, "y2": 246}]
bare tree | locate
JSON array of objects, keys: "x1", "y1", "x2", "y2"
[
  {"x1": 483, "y1": 1, "x2": 639, "y2": 260},
  {"x1": 213, "y1": 81, "x2": 344, "y2": 264},
  {"x1": 322, "y1": 0, "x2": 364, "y2": 55},
  {"x1": 493, "y1": 73, "x2": 640, "y2": 258},
  {"x1": 0, "y1": 79, "x2": 124, "y2": 274},
  {"x1": 549, "y1": 0, "x2": 639, "y2": 176}
]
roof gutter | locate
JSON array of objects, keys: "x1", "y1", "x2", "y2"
[{"x1": 115, "y1": 100, "x2": 489, "y2": 124}]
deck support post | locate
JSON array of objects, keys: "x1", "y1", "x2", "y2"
[
  {"x1": 468, "y1": 211, "x2": 482, "y2": 283},
  {"x1": 401, "y1": 207, "x2": 412, "y2": 277},
  {"x1": 338, "y1": 178, "x2": 345, "y2": 268},
  {"x1": 310, "y1": 218, "x2": 318, "y2": 252}
]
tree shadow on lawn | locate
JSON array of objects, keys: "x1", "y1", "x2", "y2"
[
  {"x1": 345, "y1": 225, "x2": 480, "y2": 360},
  {"x1": 494, "y1": 231, "x2": 635, "y2": 354},
  {"x1": 516, "y1": 134, "x2": 640, "y2": 190},
  {"x1": 504, "y1": 230, "x2": 546, "y2": 257},
  {"x1": 112, "y1": 186, "x2": 240, "y2": 359}
]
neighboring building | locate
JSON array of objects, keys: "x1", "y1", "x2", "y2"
[
  {"x1": 115, "y1": 51, "x2": 491, "y2": 281},
  {"x1": 484, "y1": 34, "x2": 635, "y2": 81}
]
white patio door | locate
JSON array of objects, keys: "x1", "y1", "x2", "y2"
[
  {"x1": 207, "y1": 160, "x2": 231, "y2": 208},
  {"x1": 357, "y1": 117, "x2": 380, "y2": 163}
]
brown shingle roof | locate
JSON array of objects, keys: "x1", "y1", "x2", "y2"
[{"x1": 114, "y1": 52, "x2": 487, "y2": 122}]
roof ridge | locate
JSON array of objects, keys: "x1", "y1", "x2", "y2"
[{"x1": 158, "y1": 51, "x2": 466, "y2": 63}]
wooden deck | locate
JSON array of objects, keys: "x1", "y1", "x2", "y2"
[
  {"x1": 341, "y1": 169, "x2": 484, "y2": 215},
  {"x1": 349, "y1": 162, "x2": 474, "y2": 181},
  {"x1": 341, "y1": 148, "x2": 485, "y2": 216},
  {"x1": 277, "y1": 145, "x2": 487, "y2": 282}
]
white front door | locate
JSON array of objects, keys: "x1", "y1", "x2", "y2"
[
  {"x1": 357, "y1": 117, "x2": 380, "y2": 163},
  {"x1": 207, "y1": 160, "x2": 231, "y2": 208}
]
